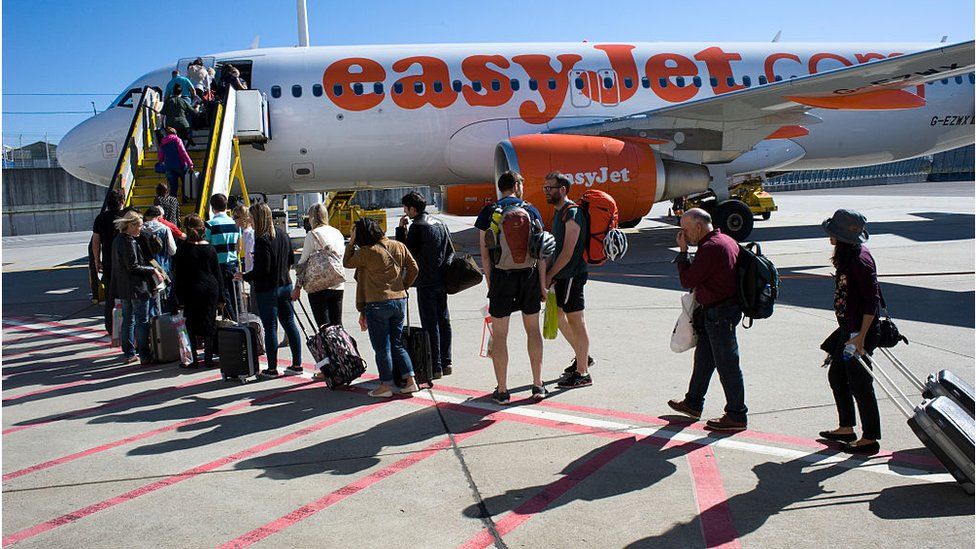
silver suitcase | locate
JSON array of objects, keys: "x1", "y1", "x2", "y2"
[{"x1": 150, "y1": 294, "x2": 181, "y2": 363}]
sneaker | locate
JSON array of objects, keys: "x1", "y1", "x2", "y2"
[
  {"x1": 667, "y1": 399, "x2": 702, "y2": 420},
  {"x1": 259, "y1": 369, "x2": 280, "y2": 378},
  {"x1": 531, "y1": 385, "x2": 549, "y2": 401},
  {"x1": 704, "y1": 415, "x2": 747, "y2": 432},
  {"x1": 284, "y1": 365, "x2": 304, "y2": 376},
  {"x1": 442, "y1": 366, "x2": 453, "y2": 376},
  {"x1": 432, "y1": 370, "x2": 443, "y2": 380},
  {"x1": 557, "y1": 372, "x2": 592, "y2": 389},
  {"x1": 491, "y1": 388, "x2": 511, "y2": 405},
  {"x1": 563, "y1": 356, "x2": 595, "y2": 375}
]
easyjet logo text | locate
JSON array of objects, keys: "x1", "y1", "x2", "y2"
[{"x1": 567, "y1": 167, "x2": 631, "y2": 187}]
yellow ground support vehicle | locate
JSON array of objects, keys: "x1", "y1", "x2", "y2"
[
  {"x1": 732, "y1": 181, "x2": 778, "y2": 220},
  {"x1": 326, "y1": 191, "x2": 388, "y2": 238}
]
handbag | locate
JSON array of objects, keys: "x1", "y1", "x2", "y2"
[
  {"x1": 877, "y1": 288, "x2": 908, "y2": 348},
  {"x1": 298, "y1": 230, "x2": 345, "y2": 293},
  {"x1": 443, "y1": 227, "x2": 483, "y2": 295},
  {"x1": 154, "y1": 161, "x2": 166, "y2": 174},
  {"x1": 670, "y1": 291, "x2": 698, "y2": 353}
]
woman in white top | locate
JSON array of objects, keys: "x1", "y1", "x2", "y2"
[
  {"x1": 233, "y1": 205, "x2": 256, "y2": 311},
  {"x1": 291, "y1": 203, "x2": 346, "y2": 327},
  {"x1": 186, "y1": 59, "x2": 215, "y2": 96}
]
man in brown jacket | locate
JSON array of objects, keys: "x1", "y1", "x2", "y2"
[{"x1": 343, "y1": 218, "x2": 420, "y2": 397}]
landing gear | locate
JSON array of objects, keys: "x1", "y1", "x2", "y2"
[{"x1": 715, "y1": 199, "x2": 754, "y2": 242}]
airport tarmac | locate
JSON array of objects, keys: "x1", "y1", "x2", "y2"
[{"x1": 2, "y1": 180, "x2": 974, "y2": 548}]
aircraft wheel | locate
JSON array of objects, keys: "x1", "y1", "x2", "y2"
[{"x1": 715, "y1": 200, "x2": 754, "y2": 241}]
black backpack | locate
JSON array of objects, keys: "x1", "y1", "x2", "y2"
[{"x1": 736, "y1": 242, "x2": 779, "y2": 328}]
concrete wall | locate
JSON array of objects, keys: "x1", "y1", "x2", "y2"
[{"x1": 2, "y1": 168, "x2": 106, "y2": 236}]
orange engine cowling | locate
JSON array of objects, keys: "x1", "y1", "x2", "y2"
[
  {"x1": 494, "y1": 134, "x2": 709, "y2": 227},
  {"x1": 443, "y1": 183, "x2": 497, "y2": 216}
]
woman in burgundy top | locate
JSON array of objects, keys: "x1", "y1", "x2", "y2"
[{"x1": 819, "y1": 209, "x2": 882, "y2": 456}]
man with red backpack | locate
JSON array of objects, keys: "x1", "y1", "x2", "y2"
[
  {"x1": 543, "y1": 172, "x2": 595, "y2": 390},
  {"x1": 476, "y1": 171, "x2": 548, "y2": 404}
]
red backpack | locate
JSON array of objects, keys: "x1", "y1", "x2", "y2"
[{"x1": 563, "y1": 190, "x2": 619, "y2": 266}]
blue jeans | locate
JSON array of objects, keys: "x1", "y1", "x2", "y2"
[
  {"x1": 121, "y1": 297, "x2": 151, "y2": 361},
  {"x1": 165, "y1": 167, "x2": 187, "y2": 198},
  {"x1": 365, "y1": 298, "x2": 413, "y2": 384},
  {"x1": 685, "y1": 304, "x2": 748, "y2": 423},
  {"x1": 417, "y1": 286, "x2": 452, "y2": 371},
  {"x1": 255, "y1": 284, "x2": 303, "y2": 370}
]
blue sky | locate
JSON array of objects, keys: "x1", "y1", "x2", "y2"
[{"x1": 3, "y1": 0, "x2": 973, "y2": 147}]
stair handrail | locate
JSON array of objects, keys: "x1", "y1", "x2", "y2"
[
  {"x1": 196, "y1": 101, "x2": 226, "y2": 218},
  {"x1": 102, "y1": 86, "x2": 163, "y2": 212}
]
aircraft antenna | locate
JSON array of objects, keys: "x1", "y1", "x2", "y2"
[
  {"x1": 297, "y1": 0, "x2": 310, "y2": 47},
  {"x1": 771, "y1": 30, "x2": 782, "y2": 43}
]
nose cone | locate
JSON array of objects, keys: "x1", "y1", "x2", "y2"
[{"x1": 58, "y1": 108, "x2": 131, "y2": 185}]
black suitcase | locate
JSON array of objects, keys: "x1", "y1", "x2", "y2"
[
  {"x1": 403, "y1": 326, "x2": 433, "y2": 388},
  {"x1": 218, "y1": 324, "x2": 260, "y2": 382},
  {"x1": 876, "y1": 348, "x2": 975, "y2": 417},
  {"x1": 857, "y1": 355, "x2": 975, "y2": 493}
]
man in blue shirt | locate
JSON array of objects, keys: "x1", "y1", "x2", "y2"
[
  {"x1": 476, "y1": 171, "x2": 547, "y2": 404},
  {"x1": 205, "y1": 193, "x2": 241, "y2": 321},
  {"x1": 543, "y1": 172, "x2": 593, "y2": 390},
  {"x1": 164, "y1": 70, "x2": 195, "y2": 100}
]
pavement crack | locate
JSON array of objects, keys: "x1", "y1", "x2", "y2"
[{"x1": 427, "y1": 388, "x2": 508, "y2": 549}]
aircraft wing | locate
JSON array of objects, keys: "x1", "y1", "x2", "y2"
[{"x1": 551, "y1": 40, "x2": 975, "y2": 164}]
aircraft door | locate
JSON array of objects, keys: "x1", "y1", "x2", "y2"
[
  {"x1": 569, "y1": 70, "x2": 592, "y2": 108},
  {"x1": 598, "y1": 69, "x2": 619, "y2": 106},
  {"x1": 176, "y1": 56, "x2": 216, "y2": 75}
]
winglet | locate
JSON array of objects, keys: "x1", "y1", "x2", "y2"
[{"x1": 772, "y1": 30, "x2": 782, "y2": 43}]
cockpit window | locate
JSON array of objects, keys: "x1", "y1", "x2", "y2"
[{"x1": 111, "y1": 88, "x2": 143, "y2": 108}]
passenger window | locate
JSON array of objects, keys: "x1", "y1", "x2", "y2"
[
  {"x1": 433, "y1": 81, "x2": 443, "y2": 93},
  {"x1": 675, "y1": 76, "x2": 685, "y2": 88},
  {"x1": 271, "y1": 85, "x2": 282, "y2": 98},
  {"x1": 529, "y1": 79, "x2": 538, "y2": 91},
  {"x1": 491, "y1": 79, "x2": 501, "y2": 92},
  {"x1": 969, "y1": 73, "x2": 975, "y2": 84},
  {"x1": 941, "y1": 78, "x2": 949, "y2": 84},
  {"x1": 658, "y1": 77, "x2": 668, "y2": 88},
  {"x1": 393, "y1": 82, "x2": 403, "y2": 94},
  {"x1": 374, "y1": 82, "x2": 384, "y2": 94},
  {"x1": 692, "y1": 76, "x2": 702, "y2": 88},
  {"x1": 510, "y1": 78, "x2": 520, "y2": 91},
  {"x1": 414, "y1": 82, "x2": 424, "y2": 94},
  {"x1": 774, "y1": 75, "x2": 783, "y2": 82},
  {"x1": 710, "y1": 77, "x2": 718, "y2": 87},
  {"x1": 641, "y1": 76, "x2": 650, "y2": 89},
  {"x1": 548, "y1": 78, "x2": 557, "y2": 90},
  {"x1": 472, "y1": 81, "x2": 483, "y2": 92},
  {"x1": 602, "y1": 77, "x2": 613, "y2": 89},
  {"x1": 312, "y1": 84, "x2": 323, "y2": 97},
  {"x1": 575, "y1": 77, "x2": 585, "y2": 90},
  {"x1": 742, "y1": 76, "x2": 751, "y2": 87},
  {"x1": 624, "y1": 77, "x2": 634, "y2": 89},
  {"x1": 954, "y1": 75, "x2": 963, "y2": 84},
  {"x1": 351, "y1": 83, "x2": 363, "y2": 96},
  {"x1": 758, "y1": 75, "x2": 767, "y2": 85},
  {"x1": 331, "y1": 84, "x2": 341, "y2": 97},
  {"x1": 726, "y1": 77, "x2": 736, "y2": 87},
  {"x1": 292, "y1": 84, "x2": 303, "y2": 97},
  {"x1": 452, "y1": 80, "x2": 463, "y2": 93}
]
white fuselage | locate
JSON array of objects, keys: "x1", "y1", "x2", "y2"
[{"x1": 58, "y1": 42, "x2": 975, "y2": 192}]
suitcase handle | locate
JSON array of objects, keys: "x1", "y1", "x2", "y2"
[
  {"x1": 877, "y1": 348, "x2": 926, "y2": 392},
  {"x1": 854, "y1": 355, "x2": 913, "y2": 420},
  {"x1": 294, "y1": 299, "x2": 314, "y2": 339}
]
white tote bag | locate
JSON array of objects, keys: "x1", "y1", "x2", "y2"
[{"x1": 670, "y1": 291, "x2": 698, "y2": 353}]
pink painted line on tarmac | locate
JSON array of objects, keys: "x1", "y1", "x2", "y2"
[
  {"x1": 219, "y1": 420, "x2": 497, "y2": 549},
  {"x1": 2, "y1": 376, "x2": 316, "y2": 482},
  {"x1": 459, "y1": 436, "x2": 640, "y2": 549},
  {"x1": 686, "y1": 445, "x2": 742, "y2": 549},
  {"x1": 2, "y1": 373, "x2": 222, "y2": 435},
  {"x1": 1, "y1": 398, "x2": 393, "y2": 547},
  {"x1": 1, "y1": 350, "x2": 128, "y2": 403}
]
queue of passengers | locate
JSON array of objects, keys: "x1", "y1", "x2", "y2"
[{"x1": 91, "y1": 172, "x2": 886, "y2": 456}]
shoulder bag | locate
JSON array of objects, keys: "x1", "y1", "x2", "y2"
[{"x1": 298, "y1": 230, "x2": 345, "y2": 293}]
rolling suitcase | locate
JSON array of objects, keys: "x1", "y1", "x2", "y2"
[
  {"x1": 218, "y1": 281, "x2": 261, "y2": 382},
  {"x1": 150, "y1": 293, "x2": 182, "y2": 363},
  {"x1": 855, "y1": 355, "x2": 975, "y2": 493},
  {"x1": 403, "y1": 325, "x2": 433, "y2": 388},
  {"x1": 296, "y1": 300, "x2": 366, "y2": 389},
  {"x1": 876, "y1": 348, "x2": 975, "y2": 417}
]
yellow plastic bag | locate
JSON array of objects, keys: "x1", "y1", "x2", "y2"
[{"x1": 543, "y1": 290, "x2": 558, "y2": 340}]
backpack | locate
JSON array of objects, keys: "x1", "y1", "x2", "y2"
[
  {"x1": 562, "y1": 190, "x2": 620, "y2": 266},
  {"x1": 736, "y1": 242, "x2": 779, "y2": 328},
  {"x1": 139, "y1": 228, "x2": 164, "y2": 257},
  {"x1": 484, "y1": 200, "x2": 538, "y2": 270}
]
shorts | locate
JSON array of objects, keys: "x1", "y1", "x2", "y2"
[
  {"x1": 488, "y1": 268, "x2": 542, "y2": 318},
  {"x1": 553, "y1": 272, "x2": 587, "y2": 313}
]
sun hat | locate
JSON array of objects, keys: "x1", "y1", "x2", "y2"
[{"x1": 822, "y1": 208, "x2": 868, "y2": 244}]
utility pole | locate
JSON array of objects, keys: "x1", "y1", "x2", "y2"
[{"x1": 44, "y1": 132, "x2": 51, "y2": 167}]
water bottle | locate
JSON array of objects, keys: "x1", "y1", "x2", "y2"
[
  {"x1": 761, "y1": 283, "x2": 772, "y2": 304},
  {"x1": 843, "y1": 332, "x2": 860, "y2": 360}
]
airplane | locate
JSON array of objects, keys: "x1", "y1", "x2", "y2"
[{"x1": 58, "y1": 39, "x2": 975, "y2": 240}]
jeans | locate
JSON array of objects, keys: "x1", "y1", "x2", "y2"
[
  {"x1": 165, "y1": 167, "x2": 187, "y2": 198},
  {"x1": 685, "y1": 304, "x2": 748, "y2": 423},
  {"x1": 255, "y1": 284, "x2": 303, "y2": 370},
  {"x1": 417, "y1": 286, "x2": 452, "y2": 371},
  {"x1": 364, "y1": 298, "x2": 413, "y2": 384},
  {"x1": 308, "y1": 289, "x2": 344, "y2": 328},
  {"x1": 218, "y1": 263, "x2": 239, "y2": 322},
  {"x1": 121, "y1": 297, "x2": 151, "y2": 361}
]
